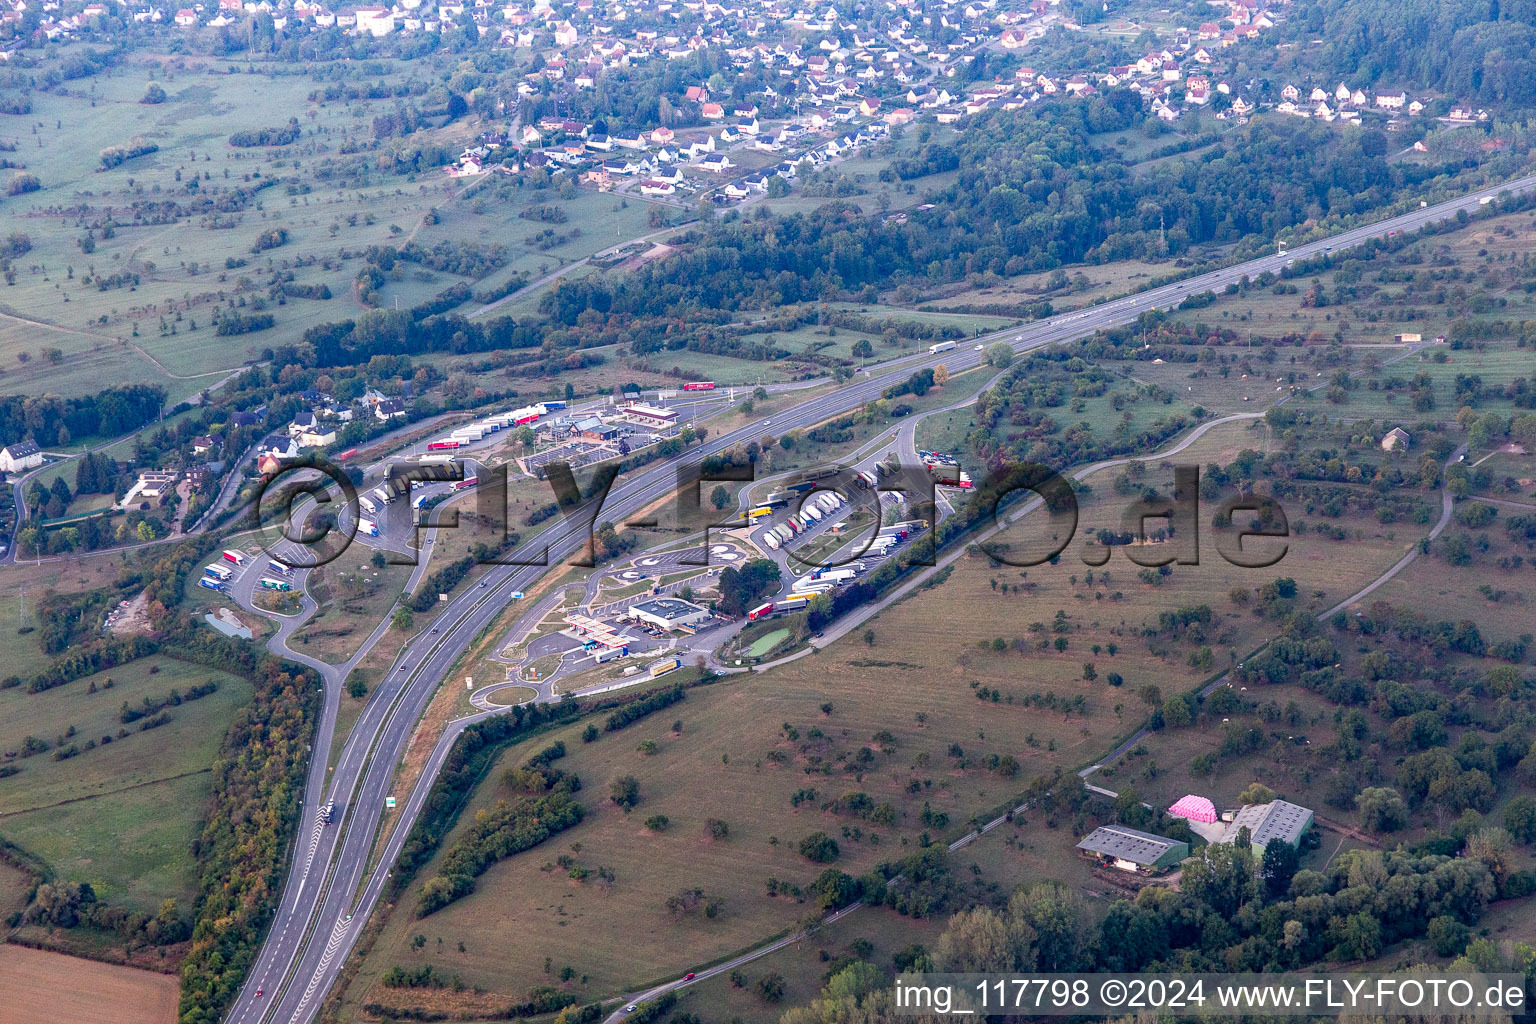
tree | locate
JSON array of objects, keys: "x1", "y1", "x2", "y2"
[
  {"x1": 1237, "y1": 782, "x2": 1276, "y2": 805},
  {"x1": 1355, "y1": 787, "x2": 1409, "y2": 832},
  {"x1": 1181, "y1": 843, "x2": 1254, "y2": 918},
  {"x1": 610, "y1": 775, "x2": 640, "y2": 811},
  {"x1": 75, "y1": 451, "x2": 99, "y2": 494},
  {"x1": 756, "y1": 973, "x2": 785, "y2": 1003},
  {"x1": 1008, "y1": 881, "x2": 1086, "y2": 971},
  {"x1": 706, "y1": 818, "x2": 729, "y2": 840},
  {"x1": 798, "y1": 831, "x2": 840, "y2": 863},
  {"x1": 142, "y1": 83, "x2": 167, "y2": 104},
  {"x1": 1330, "y1": 911, "x2": 1381, "y2": 961},
  {"x1": 1260, "y1": 839, "x2": 1299, "y2": 901},
  {"x1": 933, "y1": 363, "x2": 950, "y2": 387},
  {"x1": 1161, "y1": 695, "x2": 1192, "y2": 728},
  {"x1": 709, "y1": 484, "x2": 730, "y2": 510},
  {"x1": 1426, "y1": 915, "x2": 1470, "y2": 957},
  {"x1": 823, "y1": 961, "x2": 883, "y2": 1003},
  {"x1": 1504, "y1": 795, "x2": 1536, "y2": 843},
  {"x1": 807, "y1": 868, "x2": 860, "y2": 910},
  {"x1": 718, "y1": 557, "x2": 781, "y2": 616},
  {"x1": 933, "y1": 904, "x2": 1032, "y2": 971},
  {"x1": 392, "y1": 607, "x2": 414, "y2": 632},
  {"x1": 346, "y1": 670, "x2": 368, "y2": 699},
  {"x1": 985, "y1": 342, "x2": 1014, "y2": 369}
]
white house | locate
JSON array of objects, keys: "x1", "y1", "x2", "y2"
[{"x1": 0, "y1": 440, "x2": 43, "y2": 474}]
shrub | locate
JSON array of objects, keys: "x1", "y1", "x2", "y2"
[{"x1": 798, "y1": 831, "x2": 840, "y2": 863}]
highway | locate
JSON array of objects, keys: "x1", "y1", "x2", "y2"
[{"x1": 224, "y1": 173, "x2": 1536, "y2": 1024}]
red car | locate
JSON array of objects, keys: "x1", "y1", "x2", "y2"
[{"x1": 684, "y1": 973, "x2": 695, "y2": 981}]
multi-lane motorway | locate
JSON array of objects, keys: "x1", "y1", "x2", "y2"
[{"x1": 224, "y1": 173, "x2": 1536, "y2": 1024}]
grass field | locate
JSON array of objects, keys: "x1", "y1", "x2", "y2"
[
  {"x1": 290, "y1": 541, "x2": 414, "y2": 664},
  {"x1": 0, "y1": 944, "x2": 178, "y2": 1024},
  {"x1": 0, "y1": 655, "x2": 251, "y2": 911},
  {"x1": 2, "y1": 67, "x2": 441, "y2": 397},
  {"x1": 344, "y1": 412, "x2": 1424, "y2": 1013},
  {"x1": 0, "y1": 558, "x2": 130, "y2": 684},
  {"x1": 1161, "y1": 207, "x2": 1536, "y2": 358},
  {"x1": 346, "y1": 623, "x2": 1114, "y2": 1011},
  {"x1": 1364, "y1": 518, "x2": 1536, "y2": 653}
]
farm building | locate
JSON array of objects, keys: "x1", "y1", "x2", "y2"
[
  {"x1": 1381, "y1": 427, "x2": 1411, "y2": 451},
  {"x1": 1076, "y1": 825, "x2": 1189, "y2": 874},
  {"x1": 1221, "y1": 800, "x2": 1313, "y2": 854},
  {"x1": 628, "y1": 597, "x2": 711, "y2": 631}
]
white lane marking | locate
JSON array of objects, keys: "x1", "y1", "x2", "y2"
[{"x1": 287, "y1": 915, "x2": 354, "y2": 1022}]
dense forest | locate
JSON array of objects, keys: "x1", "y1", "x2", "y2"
[
  {"x1": 0, "y1": 384, "x2": 165, "y2": 447},
  {"x1": 1284, "y1": 0, "x2": 1536, "y2": 106},
  {"x1": 540, "y1": 106, "x2": 1471, "y2": 328},
  {"x1": 291, "y1": 307, "x2": 543, "y2": 368}
]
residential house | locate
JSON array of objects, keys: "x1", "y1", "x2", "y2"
[
  {"x1": 374, "y1": 398, "x2": 407, "y2": 421},
  {"x1": 0, "y1": 440, "x2": 43, "y2": 474},
  {"x1": 288, "y1": 411, "x2": 320, "y2": 438},
  {"x1": 258, "y1": 434, "x2": 300, "y2": 460},
  {"x1": 299, "y1": 425, "x2": 338, "y2": 448},
  {"x1": 134, "y1": 469, "x2": 179, "y2": 498}
]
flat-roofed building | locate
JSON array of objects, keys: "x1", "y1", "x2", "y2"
[
  {"x1": 623, "y1": 403, "x2": 680, "y2": 430},
  {"x1": 628, "y1": 597, "x2": 711, "y2": 631}
]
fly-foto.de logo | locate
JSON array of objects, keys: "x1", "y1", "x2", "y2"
[{"x1": 249, "y1": 456, "x2": 1288, "y2": 572}]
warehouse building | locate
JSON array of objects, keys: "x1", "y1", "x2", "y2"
[
  {"x1": 628, "y1": 597, "x2": 711, "y2": 631},
  {"x1": 1222, "y1": 799, "x2": 1313, "y2": 854},
  {"x1": 1075, "y1": 825, "x2": 1189, "y2": 874}
]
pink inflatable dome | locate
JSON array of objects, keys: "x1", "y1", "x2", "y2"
[{"x1": 1168, "y1": 794, "x2": 1218, "y2": 823}]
